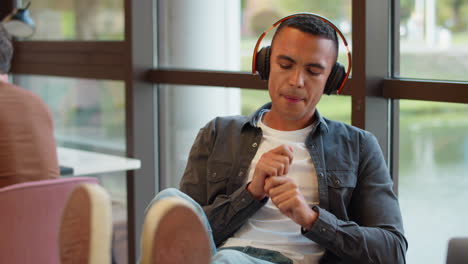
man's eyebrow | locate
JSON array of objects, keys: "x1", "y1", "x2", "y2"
[
  {"x1": 277, "y1": 55, "x2": 295, "y2": 63},
  {"x1": 277, "y1": 55, "x2": 325, "y2": 69},
  {"x1": 306, "y1": 63, "x2": 325, "y2": 70}
]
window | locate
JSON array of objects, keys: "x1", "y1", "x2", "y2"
[
  {"x1": 16, "y1": 75, "x2": 125, "y2": 152},
  {"x1": 399, "y1": 0, "x2": 468, "y2": 81},
  {"x1": 399, "y1": 100, "x2": 468, "y2": 263}
]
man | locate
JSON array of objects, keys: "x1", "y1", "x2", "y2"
[
  {"x1": 0, "y1": 25, "x2": 59, "y2": 188},
  {"x1": 142, "y1": 15, "x2": 407, "y2": 264}
]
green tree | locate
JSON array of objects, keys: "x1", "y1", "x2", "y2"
[
  {"x1": 450, "y1": 0, "x2": 468, "y2": 31},
  {"x1": 437, "y1": 0, "x2": 468, "y2": 31},
  {"x1": 400, "y1": 0, "x2": 415, "y2": 23}
]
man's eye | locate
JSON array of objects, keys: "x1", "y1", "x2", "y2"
[
  {"x1": 279, "y1": 64, "x2": 292, "y2": 69},
  {"x1": 307, "y1": 69, "x2": 321, "y2": 76}
]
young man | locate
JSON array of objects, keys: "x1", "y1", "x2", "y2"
[
  {"x1": 142, "y1": 15, "x2": 407, "y2": 264},
  {"x1": 0, "y1": 25, "x2": 59, "y2": 188}
]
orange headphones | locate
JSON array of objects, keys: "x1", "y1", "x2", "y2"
[{"x1": 252, "y1": 13, "x2": 352, "y2": 95}]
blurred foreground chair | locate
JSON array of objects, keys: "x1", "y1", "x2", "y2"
[
  {"x1": 446, "y1": 237, "x2": 468, "y2": 264},
  {"x1": 0, "y1": 177, "x2": 98, "y2": 264}
]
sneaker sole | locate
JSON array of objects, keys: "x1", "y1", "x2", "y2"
[
  {"x1": 59, "y1": 183, "x2": 112, "y2": 264},
  {"x1": 140, "y1": 197, "x2": 211, "y2": 264}
]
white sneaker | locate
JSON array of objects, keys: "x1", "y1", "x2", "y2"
[
  {"x1": 140, "y1": 197, "x2": 211, "y2": 264},
  {"x1": 59, "y1": 183, "x2": 112, "y2": 264}
]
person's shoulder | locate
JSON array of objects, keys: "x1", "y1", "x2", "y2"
[
  {"x1": 0, "y1": 82, "x2": 52, "y2": 118},
  {"x1": 0, "y1": 82, "x2": 44, "y2": 104},
  {"x1": 205, "y1": 115, "x2": 249, "y2": 129},
  {"x1": 323, "y1": 117, "x2": 374, "y2": 139}
]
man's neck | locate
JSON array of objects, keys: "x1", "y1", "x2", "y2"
[{"x1": 262, "y1": 111, "x2": 316, "y2": 131}]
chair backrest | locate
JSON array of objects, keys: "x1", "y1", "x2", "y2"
[
  {"x1": 446, "y1": 237, "x2": 468, "y2": 264},
  {"x1": 0, "y1": 177, "x2": 99, "y2": 264}
]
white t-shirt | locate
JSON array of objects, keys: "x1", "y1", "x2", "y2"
[{"x1": 221, "y1": 117, "x2": 325, "y2": 264}]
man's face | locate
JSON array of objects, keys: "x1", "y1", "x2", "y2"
[{"x1": 267, "y1": 26, "x2": 336, "y2": 129}]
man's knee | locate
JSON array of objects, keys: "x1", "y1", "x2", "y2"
[{"x1": 156, "y1": 188, "x2": 184, "y2": 199}]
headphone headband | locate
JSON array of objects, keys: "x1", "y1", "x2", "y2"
[{"x1": 251, "y1": 13, "x2": 352, "y2": 95}]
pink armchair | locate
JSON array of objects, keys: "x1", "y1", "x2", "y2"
[{"x1": 0, "y1": 177, "x2": 99, "y2": 264}]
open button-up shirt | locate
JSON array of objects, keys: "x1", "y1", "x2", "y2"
[{"x1": 180, "y1": 103, "x2": 408, "y2": 263}]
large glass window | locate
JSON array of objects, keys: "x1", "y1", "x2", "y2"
[
  {"x1": 159, "y1": 84, "x2": 241, "y2": 188},
  {"x1": 399, "y1": 100, "x2": 468, "y2": 264},
  {"x1": 16, "y1": 75, "x2": 125, "y2": 152},
  {"x1": 399, "y1": 0, "x2": 468, "y2": 81},
  {"x1": 28, "y1": 0, "x2": 124, "y2": 40}
]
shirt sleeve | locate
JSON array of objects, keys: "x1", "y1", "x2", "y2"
[
  {"x1": 179, "y1": 120, "x2": 267, "y2": 246},
  {"x1": 301, "y1": 132, "x2": 408, "y2": 264}
]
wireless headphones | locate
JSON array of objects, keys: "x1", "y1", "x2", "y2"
[{"x1": 252, "y1": 13, "x2": 352, "y2": 95}]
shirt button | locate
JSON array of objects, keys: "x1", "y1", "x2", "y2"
[
  {"x1": 318, "y1": 172, "x2": 324, "y2": 178},
  {"x1": 335, "y1": 179, "x2": 341, "y2": 185},
  {"x1": 238, "y1": 171, "x2": 244, "y2": 177},
  {"x1": 321, "y1": 228, "x2": 326, "y2": 233},
  {"x1": 212, "y1": 172, "x2": 217, "y2": 177},
  {"x1": 252, "y1": 142, "x2": 258, "y2": 148}
]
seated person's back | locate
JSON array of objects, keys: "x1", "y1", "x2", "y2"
[{"x1": 0, "y1": 78, "x2": 59, "y2": 188}]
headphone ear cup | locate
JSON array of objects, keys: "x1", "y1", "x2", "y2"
[
  {"x1": 256, "y1": 46, "x2": 271, "y2": 80},
  {"x1": 324, "y1": 62, "x2": 346, "y2": 95}
]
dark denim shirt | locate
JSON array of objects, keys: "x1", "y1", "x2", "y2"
[{"x1": 180, "y1": 103, "x2": 408, "y2": 263}]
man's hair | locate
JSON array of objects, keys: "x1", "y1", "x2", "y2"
[
  {"x1": 0, "y1": 25, "x2": 13, "y2": 74},
  {"x1": 272, "y1": 15, "x2": 339, "y2": 61}
]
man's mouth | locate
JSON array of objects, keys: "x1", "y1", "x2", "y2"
[{"x1": 283, "y1": 94, "x2": 303, "y2": 103}]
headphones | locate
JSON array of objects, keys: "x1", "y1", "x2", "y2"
[{"x1": 252, "y1": 13, "x2": 352, "y2": 95}]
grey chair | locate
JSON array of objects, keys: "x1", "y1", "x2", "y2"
[{"x1": 446, "y1": 237, "x2": 468, "y2": 264}]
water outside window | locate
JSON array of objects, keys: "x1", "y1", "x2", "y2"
[{"x1": 399, "y1": 100, "x2": 468, "y2": 264}]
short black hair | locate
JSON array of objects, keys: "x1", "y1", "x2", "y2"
[
  {"x1": 272, "y1": 15, "x2": 339, "y2": 61},
  {"x1": 0, "y1": 25, "x2": 13, "y2": 74}
]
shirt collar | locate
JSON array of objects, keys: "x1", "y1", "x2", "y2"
[{"x1": 243, "y1": 102, "x2": 329, "y2": 133}]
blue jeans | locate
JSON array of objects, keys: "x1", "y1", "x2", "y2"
[{"x1": 147, "y1": 188, "x2": 292, "y2": 264}]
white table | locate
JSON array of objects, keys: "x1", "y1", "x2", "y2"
[{"x1": 57, "y1": 147, "x2": 141, "y2": 176}]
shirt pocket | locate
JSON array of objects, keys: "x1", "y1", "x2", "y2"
[
  {"x1": 326, "y1": 170, "x2": 357, "y2": 219},
  {"x1": 207, "y1": 161, "x2": 232, "y2": 183},
  {"x1": 206, "y1": 161, "x2": 232, "y2": 202}
]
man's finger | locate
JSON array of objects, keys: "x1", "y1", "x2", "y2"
[
  {"x1": 264, "y1": 175, "x2": 290, "y2": 193},
  {"x1": 270, "y1": 155, "x2": 291, "y2": 175},
  {"x1": 271, "y1": 145, "x2": 294, "y2": 164}
]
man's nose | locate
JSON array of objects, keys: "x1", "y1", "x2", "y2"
[{"x1": 288, "y1": 69, "x2": 304, "y2": 88}]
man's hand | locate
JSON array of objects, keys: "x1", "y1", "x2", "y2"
[
  {"x1": 247, "y1": 145, "x2": 294, "y2": 200},
  {"x1": 264, "y1": 176, "x2": 318, "y2": 230}
]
